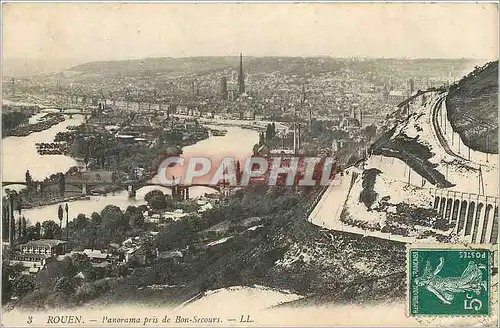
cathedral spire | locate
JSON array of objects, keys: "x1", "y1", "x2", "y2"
[{"x1": 238, "y1": 53, "x2": 245, "y2": 95}]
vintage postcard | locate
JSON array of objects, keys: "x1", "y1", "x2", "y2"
[{"x1": 1, "y1": 2, "x2": 498, "y2": 327}]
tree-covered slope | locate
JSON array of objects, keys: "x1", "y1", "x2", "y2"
[{"x1": 446, "y1": 61, "x2": 498, "y2": 153}]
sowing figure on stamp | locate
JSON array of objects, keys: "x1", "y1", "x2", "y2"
[{"x1": 415, "y1": 257, "x2": 487, "y2": 305}]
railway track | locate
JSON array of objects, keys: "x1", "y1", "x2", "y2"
[{"x1": 430, "y1": 95, "x2": 470, "y2": 163}]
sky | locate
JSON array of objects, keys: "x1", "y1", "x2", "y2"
[{"x1": 2, "y1": 2, "x2": 499, "y2": 65}]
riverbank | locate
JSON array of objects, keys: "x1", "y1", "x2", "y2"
[
  {"x1": 174, "y1": 114, "x2": 289, "y2": 133},
  {"x1": 2, "y1": 104, "x2": 37, "y2": 137},
  {"x1": 4, "y1": 118, "x2": 258, "y2": 226},
  {"x1": 21, "y1": 195, "x2": 92, "y2": 209},
  {"x1": 2, "y1": 116, "x2": 85, "y2": 182},
  {"x1": 3, "y1": 113, "x2": 65, "y2": 138},
  {"x1": 59, "y1": 117, "x2": 210, "y2": 175},
  {"x1": 2, "y1": 185, "x2": 408, "y2": 316}
]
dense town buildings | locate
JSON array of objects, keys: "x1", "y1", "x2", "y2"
[
  {"x1": 6, "y1": 58, "x2": 462, "y2": 131},
  {"x1": 2, "y1": 57, "x2": 467, "y2": 179}
]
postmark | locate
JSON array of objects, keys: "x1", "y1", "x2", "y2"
[{"x1": 409, "y1": 246, "x2": 492, "y2": 316}]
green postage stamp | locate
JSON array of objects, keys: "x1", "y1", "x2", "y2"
[{"x1": 409, "y1": 247, "x2": 492, "y2": 316}]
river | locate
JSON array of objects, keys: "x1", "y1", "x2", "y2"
[{"x1": 2, "y1": 114, "x2": 259, "y2": 225}]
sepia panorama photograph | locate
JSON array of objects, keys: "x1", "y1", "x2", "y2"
[{"x1": 1, "y1": 2, "x2": 499, "y2": 327}]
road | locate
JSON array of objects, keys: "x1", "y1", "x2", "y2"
[{"x1": 307, "y1": 167, "x2": 416, "y2": 244}]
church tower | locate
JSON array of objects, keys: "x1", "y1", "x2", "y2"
[
  {"x1": 238, "y1": 53, "x2": 245, "y2": 95},
  {"x1": 220, "y1": 77, "x2": 228, "y2": 100}
]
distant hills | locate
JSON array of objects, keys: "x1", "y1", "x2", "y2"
[
  {"x1": 4, "y1": 56, "x2": 489, "y2": 80},
  {"x1": 66, "y1": 56, "x2": 346, "y2": 77},
  {"x1": 68, "y1": 57, "x2": 242, "y2": 76},
  {"x1": 21, "y1": 56, "x2": 481, "y2": 89},
  {"x1": 66, "y1": 56, "x2": 478, "y2": 77},
  {"x1": 8, "y1": 56, "x2": 490, "y2": 100}
]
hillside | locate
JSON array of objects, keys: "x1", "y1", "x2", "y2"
[
  {"x1": 67, "y1": 57, "x2": 476, "y2": 76},
  {"x1": 94, "y1": 188, "x2": 407, "y2": 306},
  {"x1": 446, "y1": 61, "x2": 498, "y2": 153},
  {"x1": 34, "y1": 57, "x2": 476, "y2": 86},
  {"x1": 68, "y1": 57, "x2": 242, "y2": 76},
  {"x1": 342, "y1": 82, "x2": 498, "y2": 238},
  {"x1": 6, "y1": 187, "x2": 406, "y2": 311},
  {"x1": 66, "y1": 56, "x2": 346, "y2": 78},
  {"x1": 369, "y1": 87, "x2": 498, "y2": 196}
]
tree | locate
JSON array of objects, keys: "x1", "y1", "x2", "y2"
[
  {"x1": 17, "y1": 218, "x2": 21, "y2": 239},
  {"x1": 37, "y1": 257, "x2": 76, "y2": 288},
  {"x1": 7, "y1": 191, "x2": 17, "y2": 240},
  {"x1": 54, "y1": 277, "x2": 76, "y2": 294},
  {"x1": 12, "y1": 274, "x2": 37, "y2": 297},
  {"x1": 70, "y1": 253, "x2": 91, "y2": 272},
  {"x1": 89, "y1": 212, "x2": 102, "y2": 247},
  {"x1": 25, "y1": 226, "x2": 38, "y2": 241},
  {"x1": 65, "y1": 166, "x2": 79, "y2": 175},
  {"x1": 125, "y1": 205, "x2": 138, "y2": 216},
  {"x1": 363, "y1": 125, "x2": 377, "y2": 141},
  {"x1": 137, "y1": 205, "x2": 149, "y2": 213},
  {"x1": 58, "y1": 173, "x2": 66, "y2": 197},
  {"x1": 75, "y1": 138, "x2": 91, "y2": 169},
  {"x1": 252, "y1": 143, "x2": 260, "y2": 155},
  {"x1": 2, "y1": 259, "x2": 24, "y2": 302},
  {"x1": 2, "y1": 202, "x2": 9, "y2": 241},
  {"x1": 16, "y1": 198, "x2": 21, "y2": 216},
  {"x1": 35, "y1": 222, "x2": 41, "y2": 239},
  {"x1": 25, "y1": 170, "x2": 33, "y2": 191},
  {"x1": 65, "y1": 203, "x2": 69, "y2": 240},
  {"x1": 21, "y1": 217, "x2": 27, "y2": 237},
  {"x1": 90, "y1": 212, "x2": 102, "y2": 226},
  {"x1": 2, "y1": 268, "x2": 13, "y2": 301},
  {"x1": 125, "y1": 206, "x2": 145, "y2": 229},
  {"x1": 154, "y1": 219, "x2": 196, "y2": 252},
  {"x1": 105, "y1": 263, "x2": 129, "y2": 277},
  {"x1": 73, "y1": 213, "x2": 89, "y2": 230},
  {"x1": 3, "y1": 111, "x2": 30, "y2": 132},
  {"x1": 101, "y1": 205, "x2": 125, "y2": 223},
  {"x1": 100, "y1": 205, "x2": 129, "y2": 243},
  {"x1": 58, "y1": 205, "x2": 64, "y2": 228},
  {"x1": 149, "y1": 195, "x2": 167, "y2": 210},
  {"x1": 42, "y1": 220, "x2": 61, "y2": 239},
  {"x1": 141, "y1": 238, "x2": 156, "y2": 264},
  {"x1": 265, "y1": 124, "x2": 272, "y2": 140},
  {"x1": 144, "y1": 190, "x2": 165, "y2": 204}
]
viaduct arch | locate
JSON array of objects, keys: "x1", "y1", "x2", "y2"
[{"x1": 432, "y1": 188, "x2": 498, "y2": 244}]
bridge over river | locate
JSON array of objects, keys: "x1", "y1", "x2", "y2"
[{"x1": 2, "y1": 179, "x2": 230, "y2": 200}]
